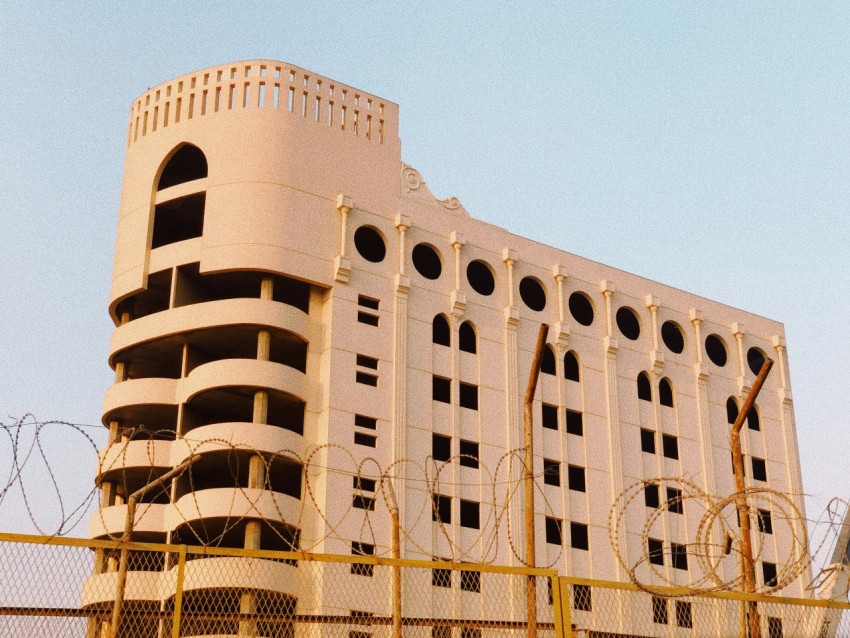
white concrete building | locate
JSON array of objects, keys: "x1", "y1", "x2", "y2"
[{"x1": 91, "y1": 60, "x2": 810, "y2": 628}]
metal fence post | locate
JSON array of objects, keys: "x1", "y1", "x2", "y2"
[
  {"x1": 171, "y1": 545, "x2": 187, "y2": 638},
  {"x1": 557, "y1": 577, "x2": 572, "y2": 638}
]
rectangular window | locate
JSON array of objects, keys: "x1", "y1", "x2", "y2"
[
  {"x1": 432, "y1": 557, "x2": 452, "y2": 588},
  {"x1": 567, "y1": 465, "x2": 586, "y2": 492},
  {"x1": 351, "y1": 541, "x2": 374, "y2": 577},
  {"x1": 353, "y1": 432, "x2": 377, "y2": 448},
  {"x1": 758, "y1": 509, "x2": 773, "y2": 534},
  {"x1": 432, "y1": 629, "x2": 452, "y2": 638},
  {"x1": 645, "y1": 483, "x2": 660, "y2": 508},
  {"x1": 762, "y1": 561, "x2": 778, "y2": 587},
  {"x1": 356, "y1": 371, "x2": 378, "y2": 386},
  {"x1": 353, "y1": 476, "x2": 376, "y2": 492},
  {"x1": 356, "y1": 354, "x2": 379, "y2": 369},
  {"x1": 671, "y1": 542, "x2": 688, "y2": 570},
  {"x1": 354, "y1": 414, "x2": 377, "y2": 430},
  {"x1": 570, "y1": 522, "x2": 589, "y2": 551},
  {"x1": 349, "y1": 632, "x2": 371, "y2": 638},
  {"x1": 432, "y1": 434, "x2": 451, "y2": 462},
  {"x1": 675, "y1": 601, "x2": 693, "y2": 628},
  {"x1": 662, "y1": 434, "x2": 679, "y2": 460},
  {"x1": 460, "y1": 629, "x2": 481, "y2": 638},
  {"x1": 545, "y1": 517, "x2": 562, "y2": 545},
  {"x1": 666, "y1": 487, "x2": 684, "y2": 514},
  {"x1": 432, "y1": 494, "x2": 451, "y2": 524},
  {"x1": 459, "y1": 440, "x2": 479, "y2": 468},
  {"x1": 433, "y1": 376, "x2": 451, "y2": 403},
  {"x1": 357, "y1": 311, "x2": 379, "y2": 326},
  {"x1": 460, "y1": 568, "x2": 480, "y2": 593},
  {"x1": 543, "y1": 459, "x2": 560, "y2": 486},
  {"x1": 353, "y1": 495, "x2": 375, "y2": 511},
  {"x1": 573, "y1": 584, "x2": 592, "y2": 612},
  {"x1": 542, "y1": 403, "x2": 559, "y2": 429},
  {"x1": 566, "y1": 409, "x2": 583, "y2": 436},
  {"x1": 640, "y1": 428, "x2": 656, "y2": 454},
  {"x1": 768, "y1": 616, "x2": 783, "y2": 638},
  {"x1": 652, "y1": 596, "x2": 668, "y2": 624},
  {"x1": 460, "y1": 500, "x2": 480, "y2": 529},
  {"x1": 648, "y1": 538, "x2": 664, "y2": 566},
  {"x1": 459, "y1": 383, "x2": 478, "y2": 410},
  {"x1": 752, "y1": 457, "x2": 768, "y2": 482}
]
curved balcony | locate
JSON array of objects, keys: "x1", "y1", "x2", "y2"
[
  {"x1": 169, "y1": 487, "x2": 302, "y2": 530},
  {"x1": 82, "y1": 570, "x2": 162, "y2": 607},
  {"x1": 89, "y1": 502, "x2": 168, "y2": 539},
  {"x1": 182, "y1": 422, "x2": 304, "y2": 459},
  {"x1": 109, "y1": 298, "x2": 309, "y2": 366},
  {"x1": 147, "y1": 236, "x2": 203, "y2": 275},
  {"x1": 96, "y1": 439, "x2": 172, "y2": 484},
  {"x1": 178, "y1": 359, "x2": 306, "y2": 405},
  {"x1": 103, "y1": 378, "x2": 177, "y2": 423}
]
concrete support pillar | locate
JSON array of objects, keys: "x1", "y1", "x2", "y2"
[{"x1": 240, "y1": 455, "x2": 266, "y2": 636}]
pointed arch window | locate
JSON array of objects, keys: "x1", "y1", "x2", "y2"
[
  {"x1": 637, "y1": 372, "x2": 652, "y2": 402},
  {"x1": 432, "y1": 315, "x2": 450, "y2": 347},
  {"x1": 459, "y1": 321, "x2": 477, "y2": 354}
]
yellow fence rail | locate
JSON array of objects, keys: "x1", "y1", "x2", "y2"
[{"x1": 0, "y1": 532, "x2": 847, "y2": 638}]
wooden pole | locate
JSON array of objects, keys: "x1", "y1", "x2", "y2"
[
  {"x1": 730, "y1": 358, "x2": 773, "y2": 638},
  {"x1": 524, "y1": 323, "x2": 549, "y2": 638}
]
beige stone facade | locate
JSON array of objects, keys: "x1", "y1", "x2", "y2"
[{"x1": 96, "y1": 59, "x2": 809, "y2": 609}]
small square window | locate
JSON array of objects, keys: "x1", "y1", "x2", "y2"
[
  {"x1": 354, "y1": 432, "x2": 376, "y2": 448},
  {"x1": 570, "y1": 522, "x2": 589, "y2": 550},
  {"x1": 648, "y1": 538, "x2": 664, "y2": 566},
  {"x1": 640, "y1": 428, "x2": 656, "y2": 454},
  {"x1": 351, "y1": 541, "x2": 374, "y2": 577},
  {"x1": 433, "y1": 376, "x2": 451, "y2": 403},
  {"x1": 652, "y1": 596, "x2": 668, "y2": 624},
  {"x1": 542, "y1": 403, "x2": 559, "y2": 429},
  {"x1": 353, "y1": 495, "x2": 375, "y2": 511},
  {"x1": 459, "y1": 569, "x2": 480, "y2": 593},
  {"x1": 752, "y1": 457, "x2": 767, "y2": 482},
  {"x1": 545, "y1": 517, "x2": 562, "y2": 545},
  {"x1": 675, "y1": 601, "x2": 692, "y2": 628},
  {"x1": 353, "y1": 476, "x2": 376, "y2": 492},
  {"x1": 354, "y1": 414, "x2": 377, "y2": 429},
  {"x1": 662, "y1": 434, "x2": 678, "y2": 460},
  {"x1": 644, "y1": 483, "x2": 660, "y2": 508},
  {"x1": 356, "y1": 354, "x2": 378, "y2": 369},
  {"x1": 566, "y1": 409, "x2": 583, "y2": 436},
  {"x1": 666, "y1": 487, "x2": 683, "y2": 514},
  {"x1": 459, "y1": 440, "x2": 479, "y2": 468},
  {"x1": 671, "y1": 542, "x2": 688, "y2": 570},
  {"x1": 432, "y1": 494, "x2": 451, "y2": 524},
  {"x1": 460, "y1": 500, "x2": 480, "y2": 529},
  {"x1": 567, "y1": 465, "x2": 586, "y2": 492},
  {"x1": 357, "y1": 311, "x2": 379, "y2": 326},
  {"x1": 432, "y1": 434, "x2": 451, "y2": 462},
  {"x1": 543, "y1": 459, "x2": 560, "y2": 486},
  {"x1": 758, "y1": 509, "x2": 773, "y2": 534},
  {"x1": 768, "y1": 616, "x2": 783, "y2": 638},
  {"x1": 762, "y1": 561, "x2": 778, "y2": 587},
  {"x1": 432, "y1": 557, "x2": 451, "y2": 588},
  {"x1": 459, "y1": 383, "x2": 478, "y2": 410},
  {"x1": 356, "y1": 371, "x2": 378, "y2": 386},
  {"x1": 358, "y1": 295, "x2": 379, "y2": 310},
  {"x1": 573, "y1": 584, "x2": 591, "y2": 611}
]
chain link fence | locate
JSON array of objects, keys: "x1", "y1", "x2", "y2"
[{"x1": 0, "y1": 532, "x2": 847, "y2": 638}]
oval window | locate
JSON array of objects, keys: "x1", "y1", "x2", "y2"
[
  {"x1": 519, "y1": 277, "x2": 546, "y2": 311},
  {"x1": 747, "y1": 347, "x2": 766, "y2": 376},
  {"x1": 568, "y1": 292, "x2": 594, "y2": 327},
  {"x1": 354, "y1": 226, "x2": 386, "y2": 263},
  {"x1": 466, "y1": 260, "x2": 495, "y2": 296},
  {"x1": 705, "y1": 334, "x2": 727, "y2": 367},
  {"x1": 615, "y1": 307, "x2": 640, "y2": 340},
  {"x1": 661, "y1": 321, "x2": 684, "y2": 354},
  {"x1": 412, "y1": 243, "x2": 442, "y2": 280}
]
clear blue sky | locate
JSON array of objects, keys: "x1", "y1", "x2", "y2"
[{"x1": 0, "y1": 3, "x2": 847, "y2": 549}]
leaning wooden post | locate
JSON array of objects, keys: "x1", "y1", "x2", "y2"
[
  {"x1": 730, "y1": 357, "x2": 773, "y2": 638},
  {"x1": 524, "y1": 323, "x2": 550, "y2": 638}
]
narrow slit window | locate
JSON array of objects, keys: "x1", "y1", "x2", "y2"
[
  {"x1": 356, "y1": 371, "x2": 378, "y2": 387},
  {"x1": 353, "y1": 495, "x2": 375, "y2": 511},
  {"x1": 354, "y1": 414, "x2": 377, "y2": 430},
  {"x1": 356, "y1": 354, "x2": 378, "y2": 369},
  {"x1": 353, "y1": 432, "x2": 376, "y2": 448}
]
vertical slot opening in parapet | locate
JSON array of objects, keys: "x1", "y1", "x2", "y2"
[{"x1": 151, "y1": 193, "x2": 205, "y2": 248}]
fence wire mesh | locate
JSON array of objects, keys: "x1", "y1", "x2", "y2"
[{"x1": 0, "y1": 533, "x2": 847, "y2": 638}]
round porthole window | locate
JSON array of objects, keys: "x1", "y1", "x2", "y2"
[
  {"x1": 568, "y1": 292, "x2": 594, "y2": 327},
  {"x1": 747, "y1": 347, "x2": 766, "y2": 375},
  {"x1": 354, "y1": 226, "x2": 386, "y2": 263},
  {"x1": 412, "y1": 243, "x2": 442, "y2": 280},
  {"x1": 519, "y1": 277, "x2": 546, "y2": 311},
  {"x1": 705, "y1": 334, "x2": 728, "y2": 367},
  {"x1": 466, "y1": 260, "x2": 495, "y2": 296},
  {"x1": 615, "y1": 306, "x2": 640, "y2": 340},
  {"x1": 661, "y1": 321, "x2": 685, "y2": 354}
]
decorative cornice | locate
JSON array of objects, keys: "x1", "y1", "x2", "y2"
[{"x1": 400, "y1": 163, "x2": 469, "y2": 216}]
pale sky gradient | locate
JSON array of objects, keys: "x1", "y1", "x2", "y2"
[{"x1": 0, "y1": 3, "x2": 847, "y2": 556}]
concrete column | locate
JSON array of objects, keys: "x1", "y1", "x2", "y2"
[
  {"x1": 393, "y1": 214, "x2": 411, "y2": 543},
  {"x1": 334, "y1": 195, "x2": 353, "y2": 283},
  {"x1": 450, "y1": 231, "x2": 466, "y2": 319},
  {"x1": 690, "y1": 309, "x2": 717, "y2": 496}
]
